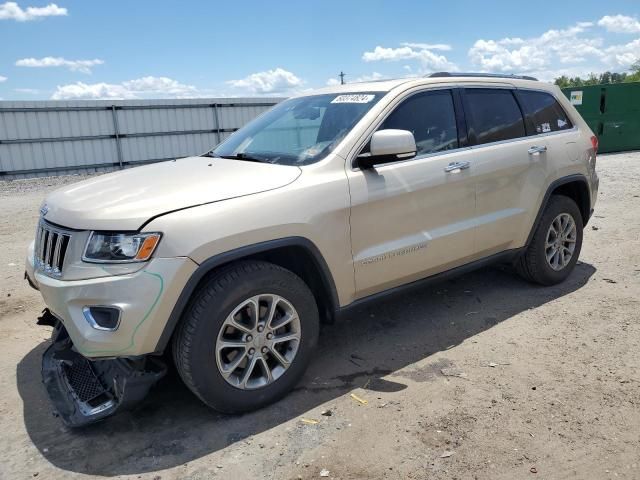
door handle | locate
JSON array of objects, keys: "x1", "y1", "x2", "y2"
[
  {"x1": 528, "y1": 145, "x2": 547, "y2": 155},
  {"x1": 444, "y1": 161, "x2": 470, "y2": 173}
]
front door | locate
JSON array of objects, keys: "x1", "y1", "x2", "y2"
[{"x1": 347, "y1": 89, "x2": 478, "y2": 299}]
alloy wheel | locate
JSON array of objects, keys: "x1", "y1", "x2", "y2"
[
  {"x1": 215, "y1": 294, "x2": 301, "y2": 390},
  {"x1": 545, "y1": 213, "x2": 577, "y2": 271}
]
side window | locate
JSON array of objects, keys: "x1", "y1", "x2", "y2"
[
  {"x1": 464, "y1": 89, "x2": 526, "y2": 145},
  {"x1": 381, "y1": 90, "x2": 459, "y2": 156},
  {"x1": 518, "y1": 90, "x2": 573, "y2": 134}
]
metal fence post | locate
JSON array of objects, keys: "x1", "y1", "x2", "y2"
[
  {"x1": 111, "y1": 105, "x2": 124, "y2": 169},
  {"x1": 213, "y1": 103, "x2": 221, "y2": 146}
]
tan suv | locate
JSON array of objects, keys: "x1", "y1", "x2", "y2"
[{"x1": 25, "y1": 73, "x2": 599, "y2": 426}]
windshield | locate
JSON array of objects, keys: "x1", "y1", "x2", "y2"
[{"x1": 211, "y1": 93, "x2": 384, "y2": 166}]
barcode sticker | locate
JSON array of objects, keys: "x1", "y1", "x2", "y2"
[{"x1": 331, "y1": 94, "x2": 375, "y2": 104}]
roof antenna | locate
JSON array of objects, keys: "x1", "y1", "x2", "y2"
[{"x1": 339, "y1": 71, "x2": 346, "y2": 85}]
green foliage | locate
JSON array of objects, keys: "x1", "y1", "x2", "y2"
[
  {"x1": 626, "y1": 60, "x2": 640, "y2": 83},
  {"x1": 554, "y1": 61, "x2": 640, "y2": 87}
]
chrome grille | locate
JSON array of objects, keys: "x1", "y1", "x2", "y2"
[{"x1": 34, "y1": 221, "x2": 72, "y2": 277}]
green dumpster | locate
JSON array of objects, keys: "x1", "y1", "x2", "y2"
[{"x1": 562, "y1": 82, "x2": 640, "y2": 153}]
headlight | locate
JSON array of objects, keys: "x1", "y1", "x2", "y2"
[{"x1": 83, "y1": 232, "x2": 162, "y2": 263}]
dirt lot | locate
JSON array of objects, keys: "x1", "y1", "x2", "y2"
[{"x1": 0, "y1": 153, "x2": 639, "y2": 480}]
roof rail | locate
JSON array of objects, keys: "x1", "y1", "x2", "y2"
[{"x1": 428, "y1": 72, "x2": 538, "y2": 81}]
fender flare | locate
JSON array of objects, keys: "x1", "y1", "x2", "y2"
[
  {"x1": 525, "y1": 174, "x2": 592, "y2": 247},
  {"x1": 153, "y1": 236, "x2": 339, "y2": 354}
]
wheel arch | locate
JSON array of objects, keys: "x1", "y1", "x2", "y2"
[
  {"x1": 153, "y1": 237, "x2": 339, "y2": 354},
  {"x1": 526, "y1": 174, "x2": 591, "y2": 247}
]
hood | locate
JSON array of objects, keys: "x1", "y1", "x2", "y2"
[{"x1": 42, "y1": 156, "x2": 302, "y2": 230}]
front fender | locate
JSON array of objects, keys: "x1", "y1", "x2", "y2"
[{"x1": 152, "y1": 236, "x2": 340, "y2": 354}]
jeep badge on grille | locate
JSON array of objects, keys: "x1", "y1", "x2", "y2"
[{"x1": 40, "y1": 204, "x2": 49, "y2": 217}]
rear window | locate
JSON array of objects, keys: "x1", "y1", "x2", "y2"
[
  {"x1": 464, "y1": 89, "x2": 526, "y2": 145},
  {"x1": 517, "y1": 90, "x2": 573, "y2": 135}
]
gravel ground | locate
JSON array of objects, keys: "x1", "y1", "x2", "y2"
[{"x1": 0, "y1": 153, "x2": 638, "y2": 480}]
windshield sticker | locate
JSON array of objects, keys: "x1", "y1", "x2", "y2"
[
  {"x1": 331, "y1": 94, "x2": 375, "y2": 104},
  {"x1": 558, "y1": 119, "x2": 567, "y2": 128},
  {"x1": 541, "y1": 122, "x2": 551, "y2": 133}
]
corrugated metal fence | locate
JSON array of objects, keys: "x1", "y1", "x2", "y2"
[{"x1": 0, "y1": 98, "x2": 282, "y2": 179}]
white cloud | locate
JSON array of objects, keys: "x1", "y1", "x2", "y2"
[
  {"x1": 524, "y1": 66, "x2": 599, "y2": 83},
  {"x1": 52, "y1": 82, "x2": 135, "y2": 100},
  {"x1": 362, "y1": 44, "x2": 456, "y2": 72},
  {"x1": 0, "y1": 2, "x2": 66, "y2": 21},
  {"x1": 227, "y1": 67, "x2": 303, "y2": 94},
  {"x1": 14, "y1": 87, "x2": 40, "y2": 94},
  {"x1": 598, "y1": 14, "x2": 640, "y2": 34},
  {"x1": 400, "y1": 42, "x2": 452, "y2": 51},
  {"x1": 51, "y1": 76, "x2": 199, "y2": 100},
  {"x1": 467, "y1": 18, "x2": 640, "y2": 79},
  {"x1": 16, "y1": 56, "x2": 104, "y2": 74},
  {"x1": 121, "y1": 76, "x2": 198, "y2": 95},
  {"x1": 468, "y1": 22, "x2": 602, "y2": 74},
  {"x1": 604, "y1": 38, "x2": 640, "y2": 68},
  {"x1": 0, "y1": 75, "x2": 7, "y2": 82},
  {"x1": 469, "y1": 38, "x2": 544, "y2": 72},
  {"x1": 353, "y1": 72, "x2": 385, "y2": 82},
  {"x1": 325, "y1": 72, "x2": 388, "y2": 86}
]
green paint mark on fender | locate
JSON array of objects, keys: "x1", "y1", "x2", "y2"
[{"x1": 75, "y1": 271, "x2": 164, "y2": 356}]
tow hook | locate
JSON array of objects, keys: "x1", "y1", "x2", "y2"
[{"x1": 36, "y1": 308, "x2": 57, "y2": 327}]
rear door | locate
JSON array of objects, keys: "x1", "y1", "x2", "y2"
[
  {"x1": 516, "y1": 87, "x2": 580, "y2": 177},
  {"x1": 463, "y1": 87, "x2": 549, "y2": 256}
]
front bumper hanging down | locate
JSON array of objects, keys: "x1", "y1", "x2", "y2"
[{"x1": 40, "y1": 309, "x2": 166, "y2": 427}]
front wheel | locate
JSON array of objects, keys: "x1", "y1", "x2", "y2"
[
  {"x1": 516, "y1": 194, "x2": 584, "y2": 285},
  {"x1": 172, "y1": 260, "x2": 319, "y2": 413}
]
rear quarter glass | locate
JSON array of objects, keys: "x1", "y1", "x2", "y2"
[{"x1": 518, "y1": 90, "x2": 573, "y2": 135}]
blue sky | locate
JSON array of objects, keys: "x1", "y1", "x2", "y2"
[{"x1": 0, "y1": 0, "x2": 639, "y2": 100}]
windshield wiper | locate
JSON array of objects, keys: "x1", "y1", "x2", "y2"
[{"x1": 214, "y1": 152, "x2": 267, "y2": 163}]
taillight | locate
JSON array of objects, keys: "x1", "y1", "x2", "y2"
[{"x1": 590, "y1": 135, "x2": 598, "y2": 154}]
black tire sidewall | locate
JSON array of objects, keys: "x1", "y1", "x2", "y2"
[
  {"x1": 530, "y1": 195, "x2": 584, "y2": 285},
  {"x1": 181, "y1": 263, "x2": 319, "y2": 413}
]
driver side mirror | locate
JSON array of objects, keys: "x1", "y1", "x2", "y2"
[{"x1": 356, "y1": 129, "x2": 417, "y2": 170}]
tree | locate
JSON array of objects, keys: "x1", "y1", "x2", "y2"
[
  {"x1": 584, "y1": 73, "x2": 600, "y2": 86},
  {"x1": 554, "y1": 75, "x2": 570, "y2": 88},
  {"x1": 569, "y1": 76, "x2": 584, "y2": 87},
  {"x1": 554, "y1": 61, "x2": 640, "y2": 87},
  {"x1": 610, "y1": 72, "x2": 628, "y2": 83},
  {"x1": 624, "y1": 60, "x2": 640, "y2": 83},
  {"x1": 599, "y1": 71, "x2": 612, "y2": 84}
]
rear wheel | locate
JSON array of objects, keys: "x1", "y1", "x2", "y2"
[
  {"x1": 516, "y1": 195, "x2": 584, "y2": 285},
  {"x1": 172, "y1": 260, "x2": 319, "y2": 413}
]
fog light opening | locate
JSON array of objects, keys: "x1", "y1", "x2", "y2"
[{"x1": 83, "y1": 306, "x2": 121, "y2": 331}]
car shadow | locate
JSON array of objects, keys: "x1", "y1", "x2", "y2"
[{"x1": 17, "y1": 262, "x2": 595, "y2": 476}]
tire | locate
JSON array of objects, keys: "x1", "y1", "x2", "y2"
[
  {"x1": 172, "y1": 260, "x2": 319, "y2": 413},
  {"x1": 516, "y1": 194, "x2": 584, "y2": 286}
]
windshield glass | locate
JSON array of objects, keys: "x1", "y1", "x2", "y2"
[{"x1": 211, "y1": 93, "x2": 384, "y2": 166}]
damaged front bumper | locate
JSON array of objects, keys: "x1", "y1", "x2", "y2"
[{"x1": 41, "y1": 310, "x2": 166, "y2": 427}]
